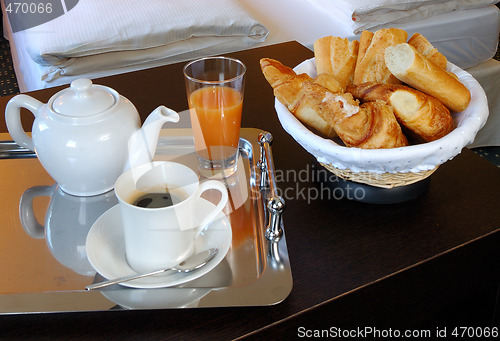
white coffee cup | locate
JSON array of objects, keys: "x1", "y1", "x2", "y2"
[{"x1": 115, "y1": 161, "x2": 228, "y2": 273}]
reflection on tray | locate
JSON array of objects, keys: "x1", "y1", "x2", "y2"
[
  {"x1": 97, "y1": 258, "x2": 233, "y2": 309},
  {"x1": 0, "y1": 129, "x2": 292, "y2": 314},
  {"x1": 20, "y1": 184, "x2": 118, "y2": 276}
]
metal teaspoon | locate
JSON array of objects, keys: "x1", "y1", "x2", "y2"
[{"x1": 85, "y1": 248, "x2": 218, "y2": 290}]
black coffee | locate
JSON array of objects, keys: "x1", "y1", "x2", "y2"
[
  {"x1": 133, "y1": 192, "x2": 175, "y2": 208},
  {"x1": 128, "y1": 185, "x2": 188, "y2": 209}
]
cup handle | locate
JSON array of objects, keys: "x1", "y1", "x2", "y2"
[
  {"x1": 192, "y1": 180, "x2": 228, "y2": 237},
  {"x1": 19, "y1": 185, "x2": 54, "y2": 239}
]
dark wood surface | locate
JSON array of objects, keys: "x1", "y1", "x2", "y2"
[{"x1": 1, "y1": 41, "x2": 499, "y2": 339}]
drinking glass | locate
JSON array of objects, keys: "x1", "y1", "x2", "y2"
[{"x1": 184, "y1": 57, "x2": 246, "y2": 178}]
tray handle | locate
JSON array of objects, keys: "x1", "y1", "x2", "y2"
[{"x1": 258, "y1": 131, "x2": 285, "y2": 242}]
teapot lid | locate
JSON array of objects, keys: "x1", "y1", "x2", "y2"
[{"x1": 52, "y1": 79, "x2": 116, "y2": 117}]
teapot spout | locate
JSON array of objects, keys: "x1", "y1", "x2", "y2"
[{"x1": 125, "y1": 106, "x2": 180, "y2": 171}]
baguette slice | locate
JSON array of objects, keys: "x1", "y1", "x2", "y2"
[
  {"x1": 348, "y1": 82, "x2": 454, "y2": 142},
  {"x1": 356, "y1": 30, "x2": 374, "y2": 69},
  {"x1": 314, "y1": 36, "x2": 359, "y2": 89},
  {"x1": 353, "y1": 28, "x2": 408, "y2": 85},
  {"x1": 408, "y1": 33, "x2": 460, "y2": 80},
  {"x1": 385, "y1": 43, "x2": 471, "y2": 112},
  {"x1": 408, "y1": 33, "x2": 447, "y2": 69}
]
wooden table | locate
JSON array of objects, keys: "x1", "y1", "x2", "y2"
[{"x1": 1, "y1": 42, "x2": 499, "y2": 339}]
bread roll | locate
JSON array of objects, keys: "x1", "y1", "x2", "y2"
[
  {"x1": 260, "y1": 58, "x2": 337, "y2": 137},
  {"x1": 385, "y1": 43, "x2": 471, "y2": 112},
  {"x1": 356, "y1": 30, "x2": 374, "y2": 67},
  {"x1": 348, "y1": 82, "x2": 454, "y2": 142},
  {"x1": 318, "y1": 93, "x2": 408, "y2": 149},
  {"x1": 353, "y1": 28, "x2": 408, "y2": 85},
  {"x1": 408, "y1": 33, "x2": 447, "y2": 69},
  {"x1": 314, "y1": 36, "x2": 359, "y2": 89}
]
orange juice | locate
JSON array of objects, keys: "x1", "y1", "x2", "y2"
[{"x1": 188, "y1": 86, "x2": 242, "y2": 161}]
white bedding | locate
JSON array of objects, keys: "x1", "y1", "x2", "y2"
[
  {"x1": 466, "y1": 59, "x2": 500, "y2": 148},
  {"x1": 240, "y1": 0, "x2": 500, "y2": 69},
  {"x1": 2, "y1": 0, "x2": 499, "y2": 147},
  {"x1": 2, "y1": 0, "x2": 268, "y2": 86},
  {"x1": 239, "y1": 0, "x2": 500, "y2": 148},
  {"x1": 3, "y1": 0, "x2": 498, "y2": 90},
  {"x1": 304, "y1": 0, "x2": 499, "y2": 34},
  {"x1": 23, "y1": 0, "x2": 267, "y2": 65},
  {"x1": 39, "y1": 35, "x2": 266, "y2": 82}
]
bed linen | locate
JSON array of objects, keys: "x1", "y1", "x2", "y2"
[
  {"x1": 3, "y1": 0, "x2": 498, "y2": 90},
  {"x1": 466, "y1": 59, "x2": 500, "y2": 148},
  {"x1": 239, "y1": 0, "x2": 500, "y2": 148},
  {"x1": 2, "y1": 0, "x2": 499, "y2": 147},
  {"x1": 1, "y1": 0, "x2": 268, "y2": 86},
  {"x1": 303, "y1": 0, "x2": 499, "y2": 34},
  {"x1": 240, "y1": 0, "x2": 499, "y2": 69},
  {"x1": 21, "y1": 0, "x2": 267, "y2": 64}
]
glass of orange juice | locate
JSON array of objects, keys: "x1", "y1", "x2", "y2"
[{"x1": 184, "y1": 57, "x2": 246, "y2": 178}]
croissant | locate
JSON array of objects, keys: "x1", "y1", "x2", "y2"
[
  {"x1": 260, "y1": 58, "x2": 337, "y2": 137},
  {"x1": 318, "y1": 93, "x2": 409, "y2": 149},
  {"x1": 260, "y1": 57, "x2": 298, "y2": 88},
  {"x1": 313, "y1": 73, "x2": 343, "y2": 94},
  {"x1": 348, "y1": 82, "x2": 454, "y2": 142},
  {"x1": 273, "y1": 73, "x2": 313, "y2": 109}
]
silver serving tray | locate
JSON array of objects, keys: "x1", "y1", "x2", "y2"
[{"x1": 0, "y1": 128, "x2": 292, "y2": 313}]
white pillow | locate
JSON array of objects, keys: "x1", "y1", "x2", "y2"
[
  {"x1": 20, "y1": 0, "x2": 268, "y2": 66},
  {"x1": 39, "y1": 35, "x2": 263, "y2": 81},
  {"x1": 304, "y1": 0, "x2": 499, "y2": 34}
]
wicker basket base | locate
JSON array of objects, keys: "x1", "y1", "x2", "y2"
[{"x1": 320, "y1": 163, "x2": 439, "y2": 189}]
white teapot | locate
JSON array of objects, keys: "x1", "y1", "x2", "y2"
[{"x1": 5, "y1": 79, "x2": 179, "y2": 196}]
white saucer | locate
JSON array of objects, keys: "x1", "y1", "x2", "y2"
[{"x1": 85, "y1": 199, "x2": 232, "y2": 289}]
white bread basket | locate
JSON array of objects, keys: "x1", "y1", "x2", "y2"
[{"x1": 275, "y1": 58, "x2": 489, "y2": 188}]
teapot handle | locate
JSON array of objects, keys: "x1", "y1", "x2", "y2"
[
  {"x1": 19, "y1": 185, "x2": 54, "y2": 239},
  {"x1": 5, "y1": 94, "x2": 43, "y2": 151}
]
